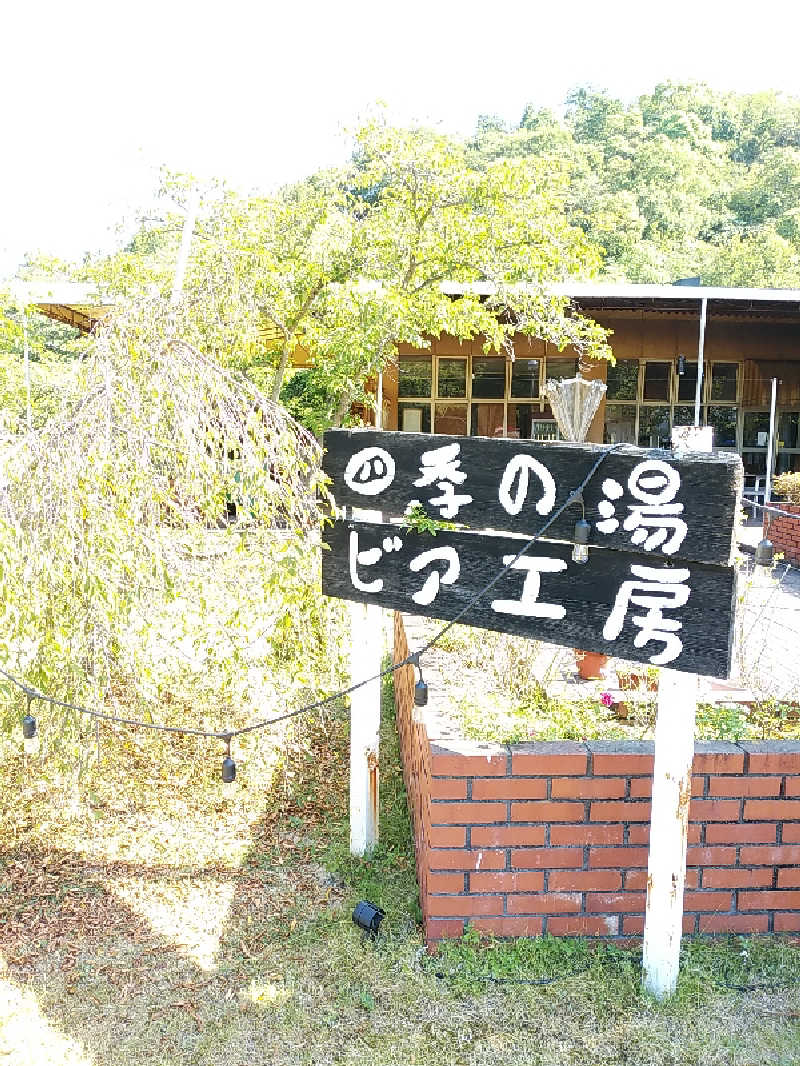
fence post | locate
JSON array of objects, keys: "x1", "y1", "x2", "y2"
[{"x1": 642, "y1": 667, "x2": 698, "y2": 999}]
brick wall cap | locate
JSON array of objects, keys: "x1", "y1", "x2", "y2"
[
  {"x1": 738, "y1": 741, "x2": 800, "y2": 754},
  {"x1": 510, "y1": 740, "x2": 588, "y2": 756},
  {"x1": 430, "y1": 740, "x2": 508, "y2": 758},
  {"x1": 693, "y1": 740, "x2": 744, "y2": 755},
  {"x1": 587, "y1": 740, "x2": 655, "y2": 755}
]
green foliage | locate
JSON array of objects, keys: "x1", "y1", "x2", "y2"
[
  {"x1": 401, "y1": 503, "x2": 456, "y2": 536},
  {"x1": 773, "y1": 470, "x2": 800, "y2": 503}
]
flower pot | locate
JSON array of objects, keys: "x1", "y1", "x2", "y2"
[{"x1": 574, "y1": 649, "x2": 610, "y2": 681}]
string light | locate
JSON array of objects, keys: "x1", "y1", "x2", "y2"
[
  {"x1": 22, "y1": 697, "x2": 39, "y2": 755},
  {"x1": 677, "y1": 354, "x2": 686, "y2": 376},
  {"x1": 572, "y1": 518, "x2": 591, "y2": 564},
  {"x1": 755, "y1": 537, "x2": 775, "y2": 567},
  {"x1": 221, "y1": 737, "x2": 236, "y2": 783}
]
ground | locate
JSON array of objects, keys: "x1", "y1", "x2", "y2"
[{"x1": 3, "y1": 675, "x2": 800, "y2": 1065}]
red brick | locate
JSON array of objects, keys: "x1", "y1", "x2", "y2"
[
  {"x1": 706, "y1": 823, "x2": 776, "y2": 844},
  {"x1": 551, "y1": 824, "x2": 623, "y2": 846},
  {"x1": 431, "y1": 753, "x2": 506, "y2": 777},
  {"x1": 623, "y1": 915, "x2": 695, "y2": 935},
  {"x1": 623, "y1": 869, "x2": 698, "y2": 891},
  {"x1": 689, "y1": 799, "x2": 741, "y2": 821},
  {"x1": 548, "y1": 916, "x2": 620, "y2": 936},
  {"x1": 683, "y1": 891, "x2": 733, "y2": 911},
  {"x1": 429, "y1": 826, "x2": 466, "y2": 848},
  {"x1": 698, "y1": 913, "x2": 769, "y2": 933},
  {"x1": 470, "y1": 871, "x2": 544, "y2": 892},
  {"x1": 471, "y1": 826, "x2": 545, "y2": 847},
  {"x1": 551, "y1": 776, "x2": 625, "y2": 799},
  {"x1": 590, "y1": 801, "x2": 651, "y2": 822},
  {"x1": 628, "y1": 823, "x2": 701, "y2": 843},
  {"x1": 703, "y1": 868, "x2": 773, "y2": 889},
  {"x1": 686, "y1": 846, "x2": 737, "y2": 866},
  {"x1": 777, "y1": 869, "x2": 800, "y2": 888},
  {"x1": 784, "y1": 777, "x2": 800, "y2": 797},
  {"x1": 693, "y1": 752, "x2": 744, "y2": 774},
  {"x1": 428, "y1": 894, "x2": 503, "y2": 917},
  {"x1": 429, "y1": 849, "x2": 505, "y2": 871},
  {"x1": 511, "y1": 848, "x2": 583, "y2": 869},
  {"x1": 782, "y1": 824, "x2": 800, "y2": 843},
  {"x1": 774, "y1": 913, "x2": 800, "y2": 931},
  {"x1": 592, "y1": 753, "x2": 654, "y2": 775},
  {"x1": 710, "y1": 776, "x2": 781, "y2": 797},
  {"x1": 511, "y1": 801, "x2": 585, "y2": 822},
  {"x1": 472, "y1": 777, "x2": 546, "y2": 800},
  {"x1": 424, "y1": 918, "x2": 463, "y2": 940},
  {"x1": 589, "y1": 847, "x2": 649, "y2": 868},
  {"x1": 428, "y1": 872, "x2": 466, "y2": 893},
  {"x1": 740, "y1": 844, "x2": 800, "y2": 865},
  {"x1": 472, "y1": 916, "x2": 544, "y2": 937},
  {"x1": 512, "y1": 752, "x2": 587, "y2": 776},
  {"x1": 744, "y1": 799, "x2": 800, "y2": 820},
  {"x1": 507, "y1": 893, "x2": 582, "y2": 914},
  {"x1": 431, "y1": 778, "x2": 468, "y2": 800},
  {"x1": 587, "y1": 892, "x2": 646, "y2": 913},
  {"x1": 747, "y1": 752, "x2": 800, "y2": 774},
  {"x1": 549, "y1": 870, "x2": 622, "y2": 892},
  {"x1": 431, "y1": 802, "x2": 508, "y2": 825},
  {"x1": 740, "y1": 890, "x2": 800, "y2": 911}
]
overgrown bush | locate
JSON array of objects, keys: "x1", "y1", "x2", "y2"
[{"x1": 773, "y1": 470, "x2": 800, "y2": 503}]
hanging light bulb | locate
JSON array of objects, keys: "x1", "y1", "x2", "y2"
[
  {"x1": 677, "y1": 354, "x2": 686, "y2": 376},
  {"x1": 413, "y1": 655, "x2": 428, "y2": 707},
  {"x1": 221, "y1": 737, "x2": 236, "y2": 783},
  {"x1": 22, "y1": 700, "x2": 39, "y2": 755},
  {"x1": 572, "y1": 518, "x2": 591, "y2": 564},
  {"x1": 755, "y1": 537, "x2": 774, "y2": 567}
]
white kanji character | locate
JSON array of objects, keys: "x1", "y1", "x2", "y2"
[
  {"x1": 409, "y1": 547, "x2": 460, "y2": 606},
  {"x1": 596, "y1": 477, "x2": 623, "y2": 533},
  {"x1": 491, "y1": 556, "x2": 567, "y2": 619},
  {"x1": 413, "y1": 443, "x2": 467, "y2": 488},
  {"x1": 349, "y1": 530, "x2": 384, "y2": 593},
  {"x1": 344, "y1": 446, "x2": 396, "y2": 497},
  {"x1": 498, "y1": 455, "x2": 556, "y2": 517},
  {"x1": 428, "y1": 481, "x2": 473, "y2": 520},
  {"x1": 595, "y1": 460, "x2": 688, "y2": 555},
  {"x1": 602, "y1": 564, "x2": 691, "y2": 665}
]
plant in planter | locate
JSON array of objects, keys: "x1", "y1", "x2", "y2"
[{"x1": 574, "y1": 648, "x2": 610, "y2": 680}]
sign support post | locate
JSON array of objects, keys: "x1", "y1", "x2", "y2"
[
  {"x1": 349, "y1": 507, "x2": 382, "y2": 856},
  {"x1": 642, "y1": 667, "x2": 698, "y2": 1000}
]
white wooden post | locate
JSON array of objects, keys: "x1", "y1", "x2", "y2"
[
  {"x1": 642, "y1": 667, "x2": 698, "y2": 1000},
  {"x1": 349, "y1": 507, "x2": 382, "y2": 855}
]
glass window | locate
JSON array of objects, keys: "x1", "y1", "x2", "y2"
[
  {"x1": 545, "y1": 357, "x2": 577, "y2": 381},
  {"x1": 672, "y1": 405, "x2": 695, "y2": 427},
  {"x1": 470, "y1": 403, "x2": 505, "y2": 438},
  {"x1": 606, "y1": 360, "x2": 639, "y2": 400},
  {"x1": 643, "y1": 362, "x2": 671, "y2": 402},
  {"x1": 777, "y1": 453, "x2": 800, "y2": 474},
  {"x1": 638, "y1": 405, "x2": 670, "y2": 448},
  {"x1": 710, "y1": 363, "x2": 738, "y2": 403},
  {"x1": 437, "y1": 358, "x2": 467, "y2": 398},
  {"x1": 471, "y1": 357, "x2": 505, "y2": 399},
  {"x1": 604, "y1": 403, "x2": 636, "y2": 445},
  {"x1": 398, "y1": 402, "x2": 430, "y2": 434},
  {"x1": 707, "y1": 406, "x2": 737, "y2": 449},
  {"x1": 510, "y1": 358, "x2": 540, "y2": 399},
  {"x1": 778, "y1": 411, "x2": 800, "y2": 450},
  {"x1": 676, "y1": 361, "x2": 699, "y2": 402},
  {"x1": 742, "y1": 451, "x2": 767, "y2": 476},
  {"x1": 507, "y1": 404, "x2": 535, "y2": 439},
  {"x1": 398, "y1": 355, "x2": 431, "y2": 398},
  {"x1": 742, "y1": 411, "x2": 771, "y2": 449},
  {"x1": 434, "y1": 404, "x2": 467, "y2": 436}
]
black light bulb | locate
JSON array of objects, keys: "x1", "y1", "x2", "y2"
[
  {"x1": 677, "y1": 355, "x2": 686, "y2": 376},
  {"x1": 414, "y1": 678, "x2": 428, "y2": 707},
  {"x1": 22, "y1": 714, "x2": 37, "y2": 740},
  {"x1": 572, "y1": 518, "x2": 591, "y2": 564},
  {"x1": 222, "y1": 755, "x2": 236, "y2": 783}
]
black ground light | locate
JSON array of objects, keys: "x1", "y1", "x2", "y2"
[{"x1": 352, "y1": 900, "x2": 385, "y2": 937}]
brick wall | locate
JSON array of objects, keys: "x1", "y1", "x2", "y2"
[
  {"x1": 393, "y1": 612, "x2": 800, "y2": 944},
  {"x1": 764, "y1": 502, "x2": 800, "y2": 567}
]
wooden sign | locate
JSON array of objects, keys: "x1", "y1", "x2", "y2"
[
  {"x1": 323, "y1": 430, "x2": 741, "y2": 566},
  {"x1": 323, "y1": 520, "x2": 735, "y2": 678}
]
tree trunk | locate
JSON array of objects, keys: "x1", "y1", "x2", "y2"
[{"x1": 270, "y1": 341, "x2": 292, "y2": 403}]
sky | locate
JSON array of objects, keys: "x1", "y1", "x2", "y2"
[{"x1": 3, "y1": 0, "x2": 800, "y2": 280}]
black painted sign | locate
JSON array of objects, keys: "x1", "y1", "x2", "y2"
[
  {"x1": 323, "y1": 430, "x2": 742, "y2": 567},
  {"x1": 322, "y1": 520, "x2": 736, "y2": 679}
]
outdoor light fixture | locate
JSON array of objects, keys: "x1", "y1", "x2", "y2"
[
  {"x1": 572, "y1": 518, "x2": 591, "y2": 564},
  {"x1": 221, "y1": 737, "x2": 236, "y2": 783},
  {"x1": 755, "y1": 537, "x2": 775, "y2": 567},
  {"x1": 22, "y1": 703, "x2": 39, "y2": 756},
  {"x1": 677, "y1": 355, "x2": 686, "y2": 376},
  {"x1": 413, "y1": 658, "x2": 428, "y2": 708},
  {"x1": 352, "y1": 900, "x2": 385, "y2": 937}
]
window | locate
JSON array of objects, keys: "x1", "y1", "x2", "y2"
[
  {"x1": 510, "y1": 358, "x2": 540, "y2": 399},
  {"x1": 437, "y1": 358, "x2": 467, "y2": 398},
  {"x1": 434, "y1": 404, "x2": 467, "y2": 436},
  {"x1": 606, "y1": 360, "x2": 638, "y2": 400},
  {"x1": 470, "y1": 403, "x2": 505, "y2": 438},
  {"x1": 398, "y1": 403, "x2": 430, "y2": 433},
  {"x1": 398, "y1": 355, "x2": 431, "y2": 398},
  {"x1": 546, "y1": 357, "x2": 578, "y2": 381},
  {"x1": 471, "y1": 356, "x2": 506, "y2": 399},
  {"x1": 676, "y1": 361, "x2": 698, "y2": 402},
  {"x1": 707, "y1": 406, "x2": 737, "y2": 449},
  {"x1": 638, "y1": 406, "x2": 670, "y2": 448},
  {"x1": 643, "y1": 362, "x2": 671, "y2": 402},
  {"x1": 604, "y1": 404, "x2": 636, "y2": 445},
  {"x1": 507, "y1": 404, "x2": 536, "y2": 439},
  {"x1": 710, "y1": 363, "x2": 738, "y2": 403}
]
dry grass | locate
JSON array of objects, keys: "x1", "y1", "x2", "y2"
[{"x1": 2, "y1": 680, "x2": 800, "y2": 1065}]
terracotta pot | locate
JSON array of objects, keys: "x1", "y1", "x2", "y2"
[{"x1": 574, "y1": 649, "x2": 610, "y2": 681}]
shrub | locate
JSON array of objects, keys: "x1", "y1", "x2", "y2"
[{"x1": 773, "y1": 471, "x2": 800, "y2": 503}]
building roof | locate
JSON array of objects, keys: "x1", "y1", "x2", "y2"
[{"x1": 12, "y1": 281, "x2": 114, "y2": 333}]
